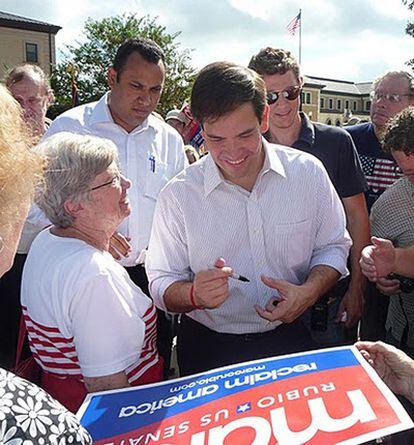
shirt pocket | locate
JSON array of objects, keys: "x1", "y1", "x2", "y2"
[
  {"x1": 271, "y1": 219, "x2": 313, "y2": 270},
  {"x1": 144, "y1": 160, "x2": 170, "y2": 200}
]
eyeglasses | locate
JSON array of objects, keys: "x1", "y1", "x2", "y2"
[
  {"x1": 90, "y1": 173, "x2": 121, "y2": 191},
  {"x1": 267, "y1": 86, "x2": 301, "y2": 105},
  {"x1": 370, "y1": 91, "x2": 414, "y2": 103}
]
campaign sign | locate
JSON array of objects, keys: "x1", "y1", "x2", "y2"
[{"x1": 77, "y1": 346, "x2": 413, "y2": 444}]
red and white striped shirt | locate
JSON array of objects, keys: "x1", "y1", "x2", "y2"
[
  {"x1": 22, "y1": 303, "x2": 159, "y2": 383},
  {"x1": 21, "y1": 229, "x2": 160, "y2": 383}
]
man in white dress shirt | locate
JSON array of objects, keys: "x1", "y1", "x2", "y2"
[
  {"x1": 146, "y1": 62, "x2": 352, "y2": 376},
  {"x1": 42, "y1": 38, "x2": 187, "y2": 375}
]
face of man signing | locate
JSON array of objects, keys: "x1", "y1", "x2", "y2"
[
  {"x1": 9, "y1": 75, "x2": 52, "y2": 135},
  {"x1": 262, "y1": 70, "x2": 302, "y2": 134},
  {"x1": 371, "y1": 74, "x2": 414, "y2": 132},
  {"x1": 108, "y1": 52, "x2": 165, "y2": 132},
  {"x1": 202, "y1": 102, "x2": 269, "y2": 192}
]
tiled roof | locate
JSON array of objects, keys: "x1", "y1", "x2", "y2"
[
  {"x1": 305, "y1": 75, "x2": 372, "y2": 96},
  {"x1": 0, "y1": 10, "x2": 61, "y2": 34}
]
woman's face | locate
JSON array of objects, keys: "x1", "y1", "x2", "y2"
[
  {"x1": 0, "y1": 196, "x2": 31, "y2": 277},
  {"x1": 83, "y1": 161, "x2": 132, "y2": 232}
]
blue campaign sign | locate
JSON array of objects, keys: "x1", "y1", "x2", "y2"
[{"x1": 77, "y1": 346, "x2": 413, "y2": 445}]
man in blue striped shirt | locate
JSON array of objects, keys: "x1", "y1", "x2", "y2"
[{"x1": 147, "y1": 62, "x2": 351, "y2": 376}]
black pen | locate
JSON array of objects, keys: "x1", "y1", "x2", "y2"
[{"x1": 213, "y1": 266, "x2": 250, "y2": 282}]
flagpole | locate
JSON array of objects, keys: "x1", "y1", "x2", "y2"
[{"x1": 299, "y1": 9, "x2": 302, "y2": 65}]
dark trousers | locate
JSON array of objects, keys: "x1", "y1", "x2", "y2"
[
  {"x1": 177, "y1": 315, "x2": 314, "y2": 376},
  {"x1": 360, "y1": 281, "x2": 389, "y2": 341},
  {"x1": 0, "y1": 254, "x2": 28, "y2": 369},
  {"x1": 125, "y1": 264, "x2": 174, "y2": 378}
]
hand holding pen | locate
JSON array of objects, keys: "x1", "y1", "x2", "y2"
[{"x1": 191, "y1": 258, "x2": 249, "y2": 310}]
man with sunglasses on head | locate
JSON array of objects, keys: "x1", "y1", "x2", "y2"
[
  {"x1": 249, "y1": 47, "x2": 369, "y2": 348},
  {"x1": 346, "y1": 72, "x2": 414, "y2": 344}
]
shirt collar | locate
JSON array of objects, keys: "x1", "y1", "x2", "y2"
[
  {"x1": 294, "y1": 111, "x2": 315, "y2": 148},
  {"x1": 203, "y1": 137, "x2": 286, "y2": 196},
  {"x1": 89, "y1": 92, "x2": 158, "y2": 134}
]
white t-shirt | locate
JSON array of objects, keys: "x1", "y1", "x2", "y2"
[{"x1": 21, "y1": 228, "x2": 158, "y2": 379}]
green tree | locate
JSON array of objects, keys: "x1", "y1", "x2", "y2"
[
  {"x1": 402, "y1": 0, "x2": 414, "y2": 70},
  {"x1": 50, "y1": 14, "x2": 195, "y2": 118}
]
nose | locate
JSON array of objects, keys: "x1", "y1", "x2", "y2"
[
  {"x1": 121, "y1": 174, "x2": 132, "y2": 190},
  {"x1": 137, "y1": 89, "x2": 151, "y2": 106}
]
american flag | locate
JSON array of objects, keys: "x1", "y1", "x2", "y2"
[
  {"x1": 359, "y1": 154, "x2": 402, "y2": 192},
  {"x1": 286, "y1": 11, "x2": 301, "y2": 35}
]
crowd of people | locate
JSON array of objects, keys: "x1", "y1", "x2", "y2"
[{"x1": 1, "y1": 35, "x2": 414, "y2": 442}]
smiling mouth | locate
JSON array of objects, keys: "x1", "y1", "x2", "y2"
[{"x1": 226, "y1": 156, "x2": 247, "y2": 165}]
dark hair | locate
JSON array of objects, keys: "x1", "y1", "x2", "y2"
[
  {"x1": 248, "y1": 47, "x2": 300, "y2": 79},
  {"x1": 190, "y1": 61, "x2": 266, "y2": 125},
  {"x1": 382, "y1": 106, "x2": 414, "y2": 155},
  {"x1": 113, "y1": 38, "x2": 165, "y2": 81}
]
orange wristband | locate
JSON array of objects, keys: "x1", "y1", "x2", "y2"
[{"x1": 189, "y1": 284, "x2": 201, "y2": 309}]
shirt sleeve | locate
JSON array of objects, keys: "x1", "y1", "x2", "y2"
[
  {"x1": 309, "y1": 161, "x2": 352, "y2": 276},
  {"x1": 68, "y1": 273, "x2": 145, "y2": 377},
  {"x1": 146, "y1": 185, "x2": 191, "y2": 312},
  {"x1": 336, "y1": 132, "x2": 368, "y2": 198}
]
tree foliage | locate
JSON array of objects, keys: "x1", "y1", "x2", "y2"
[
  {"x1": 50, "y1": 14, "x2": 195, "y2": 118},
  {"x1": 402, "y1": 0, "x2": 414, "y2": 70}
]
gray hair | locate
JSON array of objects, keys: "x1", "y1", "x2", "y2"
[
  {"x1": 35, "y1": 133, "x2": 118, "y2": 228},
  {"x1": 372, "y1": 70, "x2": 414, "y2": 95},
  {"x1": 5, "y1": 64, "x2": 52, "y2": 94}
]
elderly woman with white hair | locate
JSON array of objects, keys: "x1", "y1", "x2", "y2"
[{"x1": 21, "y1": 133, "x2": 162, "y2": 413}]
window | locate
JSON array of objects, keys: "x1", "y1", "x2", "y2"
[
  {"x1": 328, "y1": 98, "x2": 333, "y2": 109},
  {"x1": 345, "y1": 100, "x2": 349, "y2": 110},
  {"x1": 337, "y1": 99, "x2": 342, "y2": 110},
  {"x1": 320, "y1": 97, "x2": 325, "y2": 109},
  {"x1": 353, "y1": 101, "x2": 357, "y2": 111},
  {"x1": 301, "y1": 92, "x2": 305, "y2": 103},
  {"x1": 335, "y1": 120, "x2": 341, "y2": 126},
  {"x1": 326, "y1": 118, "x2": 332, "y2": 125},
  {"x1": 365, "y1": 101, "x2": 371, "y2": 111},
  {"x1": 306, "y1": 92, "x2": 311, "y2": 104},
  {"x1": 25, "y1": 43, "x2": 38, "y2": 63}
]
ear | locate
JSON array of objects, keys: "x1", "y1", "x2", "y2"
[
  {"x1": 64, "y1": 198, "x2": 85, "y2": 220},
  {"x1": 260, "y1": 104, "x2": 270, "y2": 134},
  {"x1": 108, "y1": 67, "x2": 117, "y2": 89},
  {"x1": 298, "y1": 75, "x2": 304, "y2": 87},
  {"x1": 47, "y1": 89, "x2": 55, "y2": 106}
]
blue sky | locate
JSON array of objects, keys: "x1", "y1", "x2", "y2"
[{"x1": 3, "y1": 0, "x2": 414, "y2": 82}]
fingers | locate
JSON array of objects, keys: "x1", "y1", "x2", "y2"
[
  {"x1": 109, "y1": 245, "x2": 121, "y2": 260},
  {"x1": 193, "y1": 267, "x2": 231, "y2": 309},
  {"x1": 376, "y1": 277, "x2": 400, "y2": 295},
  {"x1": 261, "y1": 275, "x2": 288, "y2": 294},
  {"x1": 214, "y1": 257, "x2": 226, "y2": 268},
  {"x1": 110, "y1": 232, "x2": 132, "y2": 258}
]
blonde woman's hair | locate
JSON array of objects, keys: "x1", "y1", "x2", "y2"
[{"x1": 0, "y1": 85, "x2": 43, "y2": 231}]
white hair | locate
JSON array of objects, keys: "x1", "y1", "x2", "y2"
[{"x1": 35, "y1": 132, "x2": 118, "y2": 227}]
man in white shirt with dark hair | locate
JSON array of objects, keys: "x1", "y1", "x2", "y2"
[
  {"x1": 42, "y1": 38, "x2": 187, "y2": 376},
  {"x1": 146, "y1": 61, "x2": 351, "y2": 376}
]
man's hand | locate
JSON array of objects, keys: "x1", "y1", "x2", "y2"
[
  {"x1": 376, "y1": 276, "x2": 400, "y2": 296},
  {"x1": 355, "y1": 341, "x2": 414, "y2": 404},
  {"x1": 255, "y1": 276, "x2": 314, "y2": 323},
  {"x1": 360, "y1": 237, "x2": 396, "y2": 282},
  {"x1": 192, "y1": 258, "x2": 232, "y2": 309},
  {"x1": 335, "y1": 285, "x2": 363, "y2": 328},
  {"x1": 109, "y1": 232, "x2": 132, "y2": 260}
]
